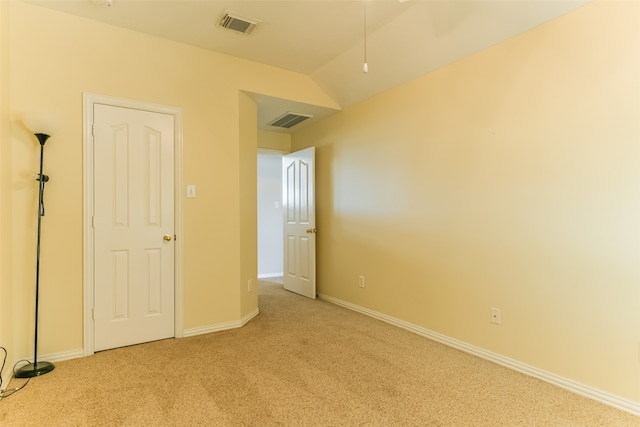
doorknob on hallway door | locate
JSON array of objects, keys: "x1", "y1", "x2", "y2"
[
  {"x1": 306, "y1": 228, "x2": 317, "y2": 234},
  {"x1": 163, "y1": 235, "x2": 172, "y2": 242}
]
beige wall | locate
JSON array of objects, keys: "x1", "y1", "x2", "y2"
[
  {"x1": 1, "y1": 0, "x2": 338, "y2": 373},
  {"x1": 257, "y1": 129, "x2": 291, "y2": 152},
  {"x1": 239, "y1": 92, "x2": 259, "y2": 317},
  {"x1": 292, "y1": 0, "x2": 640, "y2": 402},
  {"x1": 0, "y1": 0, "x2": 14, "y2": 389}
]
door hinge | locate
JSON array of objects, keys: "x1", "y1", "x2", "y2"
[
  {"x1": 91, "y1": 216, "x2": 95, "y2": 229},
  {"x1": 92, "y1": 123, "x2": 95, "y2": 136}
]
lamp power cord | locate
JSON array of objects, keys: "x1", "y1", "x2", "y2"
[{"x1": 0, "y1": 347, "x2": 31, "y2": 399}]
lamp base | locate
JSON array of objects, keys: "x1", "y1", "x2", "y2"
[{"x1": 14, "y1": 361, "x2": 55, "y2": 378}]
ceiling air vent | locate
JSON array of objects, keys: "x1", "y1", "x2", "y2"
[
  {"x1": 219, "y1": 10, "x2": 259, "y2": 35},
  {"x1": 268, "y1": 112, "x2": 314, "y2": 129}
]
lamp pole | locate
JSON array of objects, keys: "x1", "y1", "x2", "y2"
[{"x1": 15, "y1": 132, "x2": 55, "y2": 378}]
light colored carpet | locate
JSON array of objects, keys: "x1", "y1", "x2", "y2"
[{"x1": 0, "y1": 279, "x2": 637, "y2": 426}]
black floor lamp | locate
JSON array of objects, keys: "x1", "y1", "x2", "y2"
[{"x1": 15, "y1": 113, "x2": 60, "y2": 378}]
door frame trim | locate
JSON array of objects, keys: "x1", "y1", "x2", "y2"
[{"x1": 82, "y1": 93, "x2": 184, "y2": 356}]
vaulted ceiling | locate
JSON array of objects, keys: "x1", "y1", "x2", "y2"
[{"x1": 25, "y1": 0, "x2": 591, "y2": 132}]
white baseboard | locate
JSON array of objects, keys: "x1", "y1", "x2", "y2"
[
  {"x1": 1, "y1": 370, "x2": 10, "y2": 391},
  {"x1": 182, "y1": 308, "x2": 260, "y2": 338},
  {"x1": 17, "y1": 348, "x2": 85, "y2": 365},
  {"x1": 318, "y1": 293, "x2": 640, "y2": 417},
  {"x1": 40, "y1": 348, "x2": 85, "y2": 363},
  {"x1": 258, "y1": 273, "x2": 283, "y2": 279}
]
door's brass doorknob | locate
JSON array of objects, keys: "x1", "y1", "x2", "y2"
[
  {"x1": 163, "y1": 235, "x2": 172, "y2": 242},
  {"x1": 306, "y1": 228, "x2": 317, "y2": 234}
]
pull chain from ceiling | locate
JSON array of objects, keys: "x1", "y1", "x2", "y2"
[{"x1": 363, "y1": 2, "x2": 368, "y2": 73}]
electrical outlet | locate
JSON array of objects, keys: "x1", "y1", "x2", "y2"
[
  {"x1": 491, "y1": 307, "x2": 501, "y2": 325},
  {"x1": 359, "y1": 275, "x2": 365, "y2": 288},
  {"x1": 248, "y1": 279, "x2": 253, "y2": 292}
]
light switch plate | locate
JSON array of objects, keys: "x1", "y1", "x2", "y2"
[{"x1": 187, "y1": 185, "x2": 196, "y2": 198}]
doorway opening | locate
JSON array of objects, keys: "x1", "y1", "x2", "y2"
[
  {"x1": 257, "y1": 147, "x2": 316, "y2": 299},
  {"x1": 257, "y1": 151, "x2": 284, "y2": 280}
]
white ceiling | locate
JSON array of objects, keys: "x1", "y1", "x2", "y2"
[{"x1": 25, "y1": 0, "x2": 591, "y2": 133}]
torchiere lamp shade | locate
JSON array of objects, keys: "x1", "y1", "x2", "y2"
[{"x1": 22, "y1": 112, "x2": 61, "y2": 138}]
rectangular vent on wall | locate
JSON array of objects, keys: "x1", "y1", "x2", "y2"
[
  {"x1": 268, "y1": 112, "x2": 313, "y2": 129},
  {"x1": 219, "y1": 11, "x2": 259, "y2": 34}
]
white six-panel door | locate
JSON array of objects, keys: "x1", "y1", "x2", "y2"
[
  {"x1": 282, "y1": 147, "x2": 316, "y2": 299},
  {"x1": 93, "y1": 104, "x2": 175, "y2": 351}
]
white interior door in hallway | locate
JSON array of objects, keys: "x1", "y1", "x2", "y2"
[
  {"x1": 282, "y1": 147, "x2": 316, "y2": 299},
  {"x1": 92, "y1": 104, "x2": 175, "y2": 351}
]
